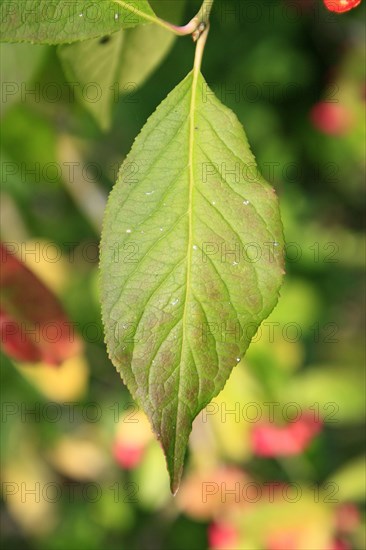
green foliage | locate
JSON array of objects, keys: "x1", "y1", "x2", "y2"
[
  {"x1": 0, "y1": 0, "x2": 157, "y2": 44},
  {"x1": 100, "y1": 70, "x2": 284, "y2": 491},
  {"x1": 0, "y1": 42, "x2": 48, "y2": 115}
]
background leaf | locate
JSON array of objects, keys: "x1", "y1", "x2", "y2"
[
  {"x1": 0, "y1": 242, "x2": 82, "y2": 365},
  {"x1": 327, "y1": 457, "x2": 366, "y2": 502},
  {"x1": 58, "y1": 0, "x2": 186, "y2": 129},
  {"x1": 0, "y1": 0, "x2": 157, "y2": 44},
  {"x1": 100, "y1": 71, "x2": 284, "y2": 492},
  {"x1": 0, "y1": 42, "x2": 48, "y2": 116}
]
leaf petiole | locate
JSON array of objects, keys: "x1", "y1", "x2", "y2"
[
  {"x1": 166, "y1": 0, "x2": 215, "y2": 39},
  {"x1": 112, "y1": 0, "x2": 215, "y2": 39}
]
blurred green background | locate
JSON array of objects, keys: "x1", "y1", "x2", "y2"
[{"x1": 0, "y1": 1, "x2": 365, "y2": 549}]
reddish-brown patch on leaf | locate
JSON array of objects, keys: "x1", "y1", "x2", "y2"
[{"x1": 0, "y1": 243, "x2": 82, "y2": 366}]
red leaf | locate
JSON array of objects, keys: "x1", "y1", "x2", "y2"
[
  {"x1": 0, "y1": 243, "x2": 82, "y2": 366},
  {"x1": 323, "y1": 0, "x2": 362, "y2": 13}
]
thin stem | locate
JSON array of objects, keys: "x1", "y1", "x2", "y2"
[
  {"x1": 197, "y1": 0, "x2": 215, "y2": 26},
  {"x1": 161, "y1": 0, "x2": 214, "y2": 37},
  {"x1": 160, "y1": 18, "x2": 199, "y2": 37},
  {"x1": 193, "y1": 22, "x2": 210, "y2": 73},
  {"x1": 114, "y1": 0, "x2": 215, "y2": 38},
  {"x1": 114, "y1": 0, "x2": 215, "y2": 42}
]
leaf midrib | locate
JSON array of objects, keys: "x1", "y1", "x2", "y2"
[{"x1": 171, "y1": 68, "x2": 199, "y2": 491}]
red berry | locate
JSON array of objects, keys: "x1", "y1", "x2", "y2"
[
  {"x1": 208, "y1": 523, "x2": 239, "y2": 550},
  {"x1": 113, "y1": 442, "x2": 144, "y2": 469},
  {"x1": 323, "y1": 0, "x2": 362, "y2": 13},
  {"x1": 252, "y1": 412, "x2": 322, "y2": 457},
  {"x1": 310, "y1": 102, "x2": 352, "y2": 135}
]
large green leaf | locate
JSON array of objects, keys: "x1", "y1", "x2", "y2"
[
  {"x1": 100, "y1": 71, "x2": 284, "y2": 493},
  {"x1": 0, "y1": 0, "x2": 156, "y2": 44},
  {"x1": 58, "y1": 0, "x2": 186, "y2": 129}
]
